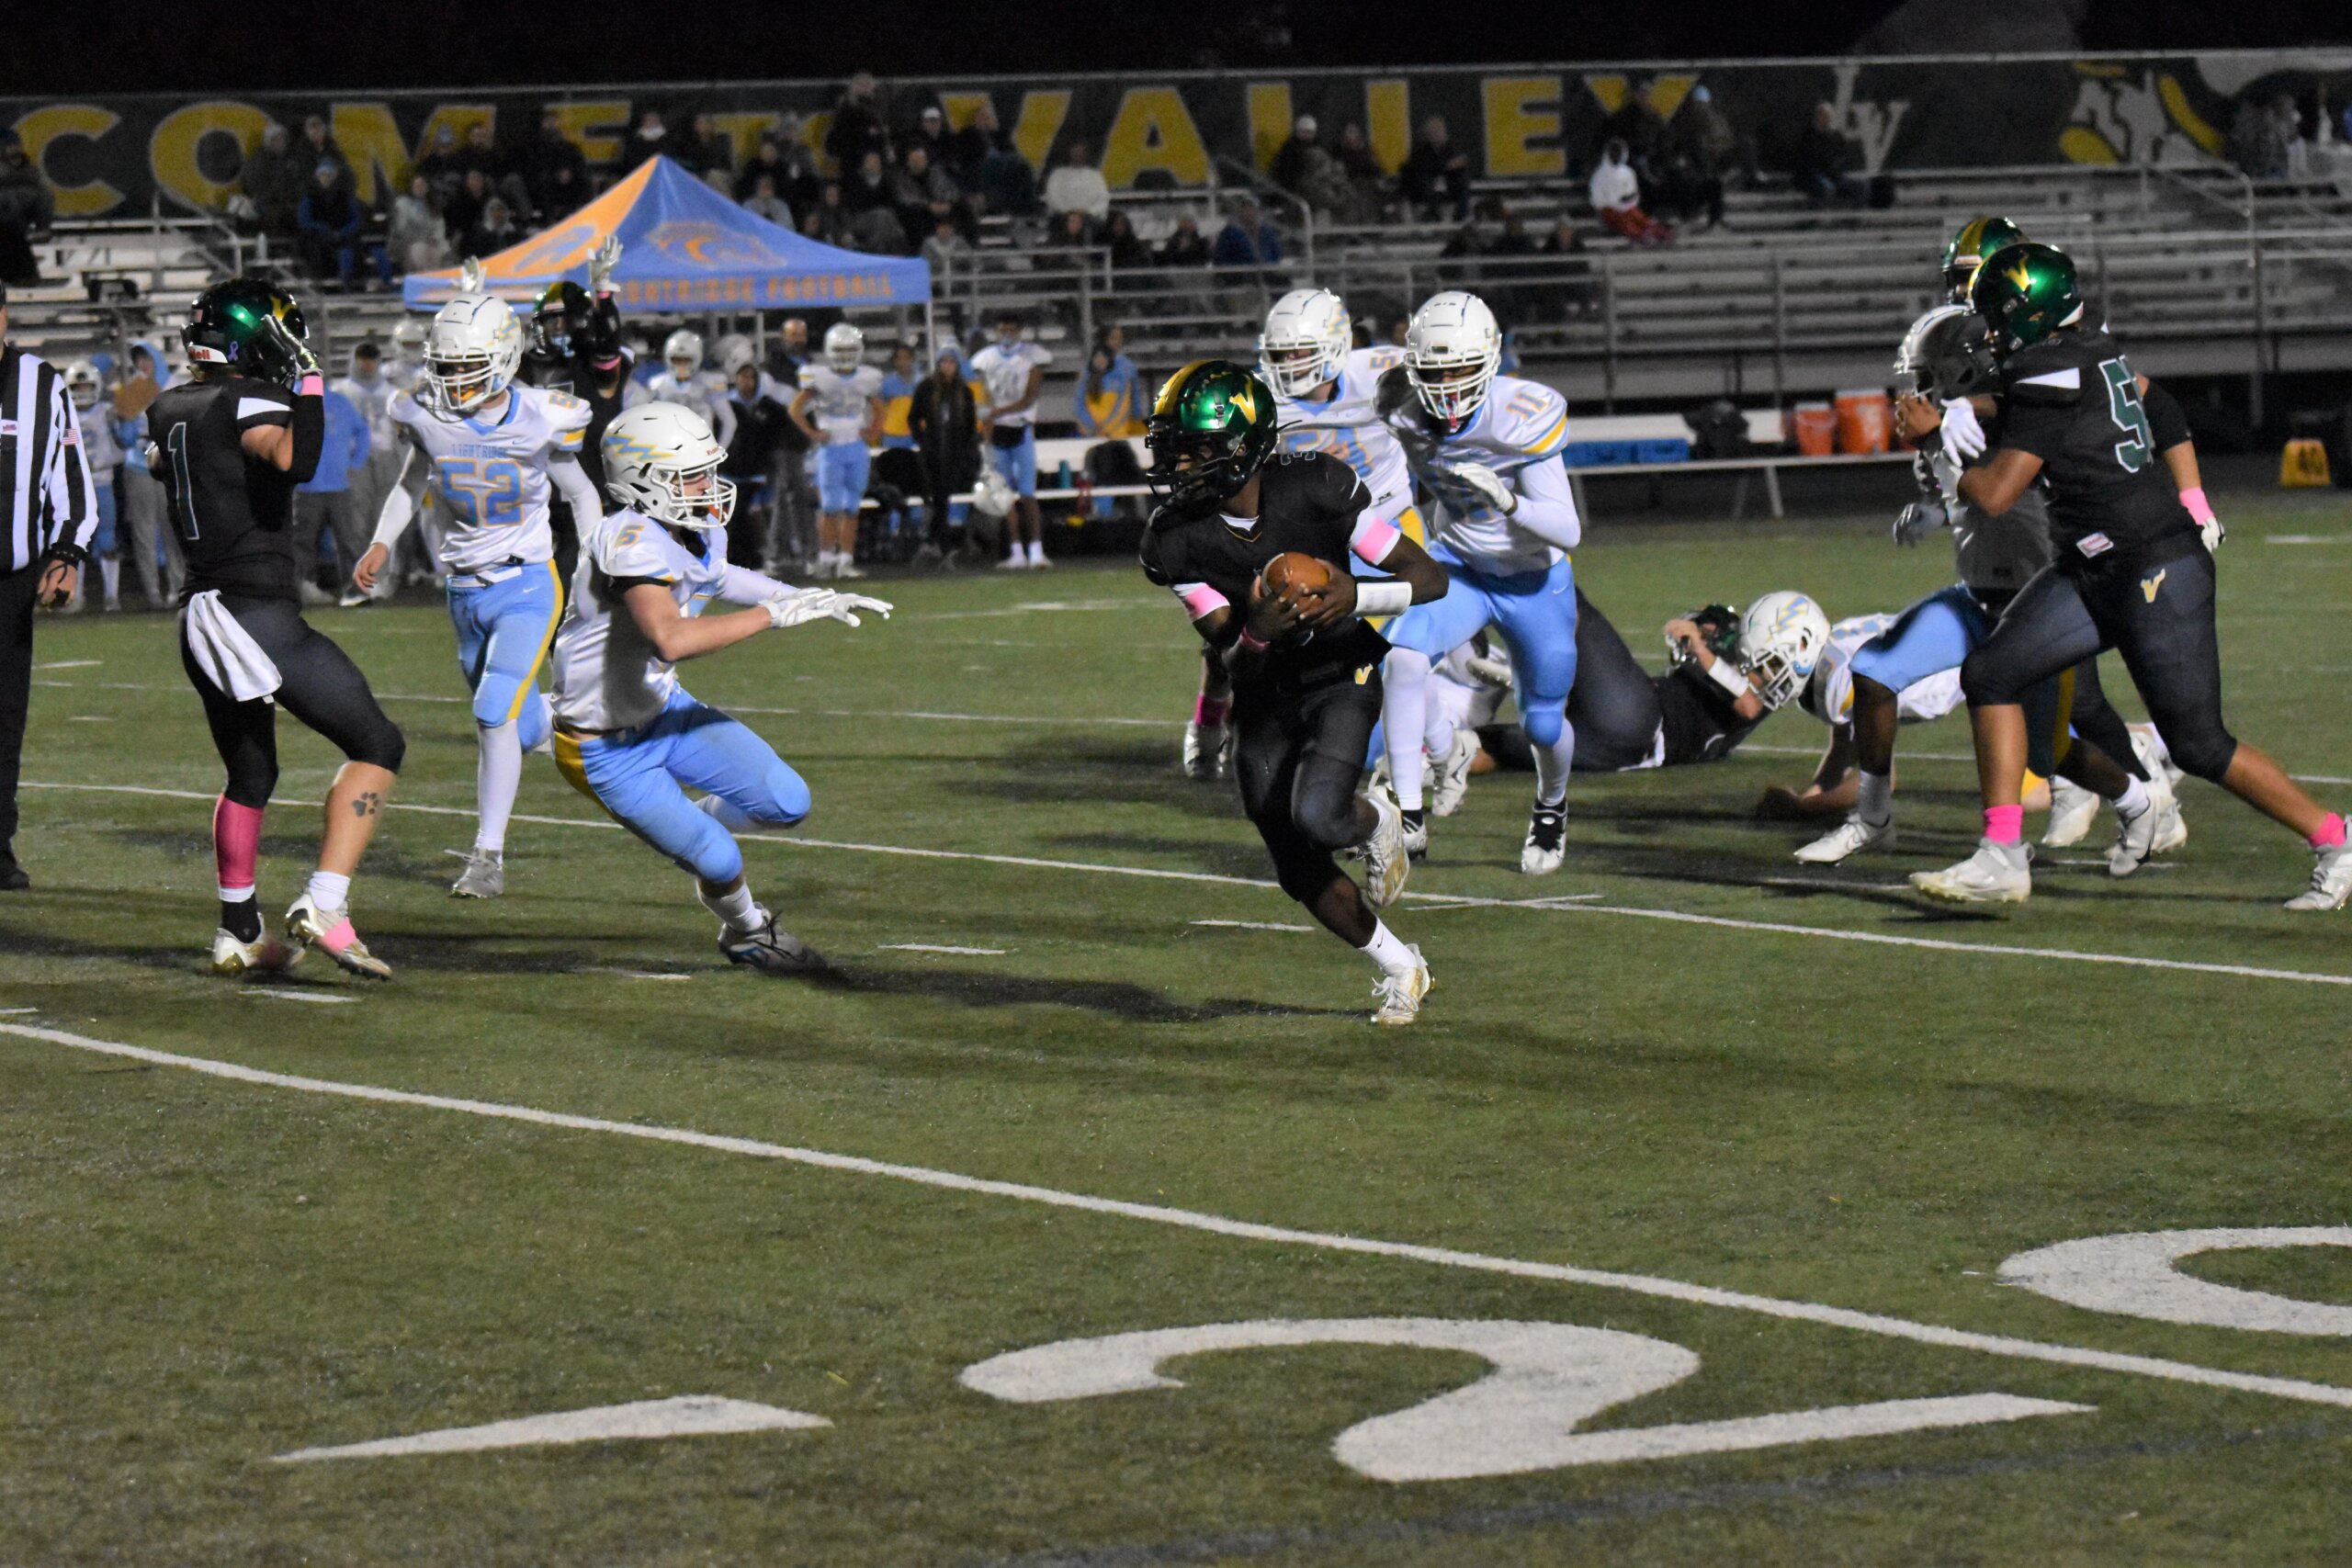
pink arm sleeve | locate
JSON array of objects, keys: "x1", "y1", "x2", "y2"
[
  {"x1": 1175, "y1": 581, "x2": 1230, "y2": 620},
  {"x1": 1349, "y1": 511, "x2": 1401, "y2": 566}
]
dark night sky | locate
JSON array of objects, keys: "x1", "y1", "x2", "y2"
[{"x1": 11, "y1": 0, "x2": 2352, "y2": 95}]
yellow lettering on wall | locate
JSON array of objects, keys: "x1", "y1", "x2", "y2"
[
  {"x1": 1583, "y1": 74, "x2": 1629, "y2": 115},
  {"x1": 1482, "y1": 75, "x2": 1565, "y2": 177},
  {"x1": 939, "y1": 93, "x2": 992, "y2": 131},
  {"x1": 328, "y1": 103, "x2": 411, "y2": 205},
  {"x1": 1011, "y1": 90, "x2": 1073, "y2": 173},
  {"x1": 547, "y1": 100, "x2": 631, "y2": 165},
  {"x1": 149, "y1": 99, "x2": 271, "y2": 214},
  {"x1": 1098, "y1": 87, "x2": 1210, "y2": 188},
  {"x1": 799, "y1": 111, "x2": 836, "y2": 175},
  {"x1": 1364, "y1": 80, "x2": 1410, "y2": 175},
  {"x1": 1646, "y1": 75, "x2": 1697, "y2": 119},
  {"x1": 1245, "y1": 83, "x2": 1294, "y2": 172},
  {"x1": 11, "y1": 104, "x2": 122, "y2": 218},
  {"x1": 708, "y1": 111, "x2": 781, "y2": 172}
]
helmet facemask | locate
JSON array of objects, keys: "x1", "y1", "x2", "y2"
[
  {"x1": 640, "y1": 458, "x2": 738, "y2": 533},
  {"x1": 1145, "y1": 423, "x2": 1256, "y2": 511},
  {"x1": 1257, "y1": 329, "x2": 1345, "y2": 399},
  {"x1": 1408, "y1": 353, "x2": 1497, "y2": 429}
]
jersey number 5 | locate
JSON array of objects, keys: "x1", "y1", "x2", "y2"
[{"x1": 2099, "y1": 358, "x2": 2152, "y2": 475}]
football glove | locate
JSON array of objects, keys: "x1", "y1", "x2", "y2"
[
  {"x1": 2199, "y1": 513, "x2": 2225, "y2": 553},
  {"x1": 457, "y1": 257, "x2": 487, "y2": 294},
  {"x1": 1453, "y1": 462, "x2": 1517, "y2": 516},
  {"x1": 1464, "y1": 652, "x2": 1514, "y2": 689},
  {"x1": 1939, "y1": 398, "x2": 1987, "y2": 461},
  {"x1": 1894, "y1": 496, "x2": 1948, "y2": 547},
  {"x1": 266, "y1": 314, "x2": 322, "y2": 379},
  {"x1": 763, "y1": 588, "x2": 843, "y2": 629},
  {"x1": 590, "y1": 236, "x2": 623, "y2": 294},
  {"x1": 824, "y1": 592, "x2": 895, "y2": 627}
]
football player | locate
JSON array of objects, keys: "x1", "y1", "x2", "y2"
[
  {"x1": 152, "y1": 279, "x2": 406, "y2": 978},
  {"x1": 1138, "y1": 361, "x2": 1449, "y2": 1024},
  {"x1": 644, "y1": 329, "x2": 738, "y2": 448},
  {"x1": 547, "y1": 402, "x2": 889, "y2": 971},
  {"x1": 1182, "y1": 289, "x2": 1418, "y2": 784},
  {"x1": 352, "y1": 290, "x2": 605, "y2": 899},
  {"x1": 1907, "y1": 243, "x2": 2348, "y2": 908},
  {"x1": 1374, "y1": 290, "x2": 1582, "y2": 874},
  {"x1": 789, "y1": 322, "x2": 885, "y2": 580},
  {"x1": 521, "y1": 237, "x2": 628, "y2": 584},
  {"x1": 62, "y1": 360, "x2": 123, "y2": 612},
  {"x1": 1796, "y1": 286, "x2": 2183, "y2": 868}
]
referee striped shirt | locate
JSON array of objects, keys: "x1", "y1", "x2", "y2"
[{"x1": 2, "y1": 345, "x2": 98, "y2": 575}]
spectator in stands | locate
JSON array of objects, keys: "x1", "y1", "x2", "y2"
[
  {"x1": 921, "y1": 212, "x2": 970, "y2": 272},
  {"x1": 623, "y1": 108, "x2": 671, "y2": 172},
  {"x1": 879, "y1": 343, "x2": 920, "y2": 453},
  {"x1": 1156, "y1": 212, "x2": 1210, "y2": 267},
  {"x1": 297, "y1": 162, "x2": 389, "y2": 288},
  {"x1": 1792, "y1": 102, "x2": 1868, "y2": 207},
  {"x1": 1075, "y1": 326, "x2": 1145, "y2": 438},
  {"x1": 804, "y1": 183, "x2": 856, "y2": 248},
  {"x1": 526, "y1": 112, "x2": 591, "y2": 220},
  {"x1": 1044, "y1": 141, "x2": 1111, "y2": 222},
  {"x1": 299, "y1": 116, "x2": 354, "y2": 193},
  {"x1": 843, "y1": 152, "x2": 908, "y2": 252},
  {"x1": 0, "y1": 134, "x2": 51, "y2": 286},
  {"x1": 2229, "y1": 94, "x2": 2291, "y2": 179},
  {"x1": 775, "y1": 129, "x2": 826, "y2": 218},
  {"x1": 828, "y1": 73, "x2": 892, "y2": 172},
  {"x1": 677, "y1": 113, "x2": 725, "y2": 179},
  {"x1": 908, "y1": 343, "x2": 980, "y2": 564},
  {"x1": 1336, "y1": 123, "x2": 1384, "y2": 187},
  {"x1": 1589, "y1": 138, "x2": 1674, "y2": 245},
  {"x1": 459, "y1": 196, "x2": 519, "y2": 261},
  {"x1": 892, "y1": 145, "x2": 965, "y2": 243},
  {"x1": 1270, "y1": 116, "x2": 1321, "y2": 196},
  {"x1": 971, "y1": 106, "x2": 1038, "y2": 217},
  {"x1": 1490, "y1": 210, "x2": 1537, "y2": 256},
  {"x1": 1666, "y1": 85, "x2": 1738, "y2": 229},
  {"x1": 293, "y1": 381, "x2": 370, "y2": 602},
  {"x1": 1102, "y1": 210, "x2": 1152, "y2": 271},
  {"x1": 736, "y1": 133, "x2": 793, "y2": 201},
  {"x1": 948, "y1": 101, "x2": 1003, "y2": 192},
  {"x1": 1595, "y1": 79, "x2": 1668, "y2": 178},
  {"x1": 907, "y1": 106, "x2": 954, "y2": 172},
  {"x1": 239, "y1": 123, "x2": 307, "y2": 240},
  {"x1": 390, "y1": 174, "x2": 450, "y2": 274},
  {"x1": 1213, "y1": 197, "x2": 1283, "y2": 269},
  {"x1": 1541, "y1": 218, "x2": 1598, "y2": 318},
  {"x1": 444, "y1": 168, "x2": 492, "y2": 245},
  {"x1": 845, "y1": 150, "x2": 892, "y2": 212},
  {"x1": 1046, "y1": 209, "x2": 1096, "y2": 250},
  {"x1": 1400, "y1": 117, "x2": 1471, "y2": 221},
  {"x1": 722, "y1": 362, "x2": 792, "y2": 569},
  {"x1": 742, "y1": 173, "x2": 794, "y2": 230},
  {"x1": 415, "y1": 124, "x2": 466, "y2": 201}
]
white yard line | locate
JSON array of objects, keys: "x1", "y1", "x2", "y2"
[
  {"x1": 242, "y1": 990, "x2": 356, "y2": 1005},
  {"x1": 20, "y1": 780, "x2": 2352, "y2": 989},
  {"x1": 6, "y1": 1017, "x2": 2352, "y2": 1415},
  {"x1": 1190, "y1": 919, "x2": 1316, "y2": 932},
  {"x1": 880, "y1": 944, "x2": 1008, "y2": 956}
]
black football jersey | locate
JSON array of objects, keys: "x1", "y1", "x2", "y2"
[
  {"x1": 525, "y1": 345, "x2": 632, "y2": 491},
  {"x1": 1997, "y1": 329, "x2": 2196, "y2": 568},
  {"x1": 1140, "y1": 450, "x2": 1389, "y2": 695},
  {"x1": 1654, "y1": 665, "x2": 1766, "y2": 767},
  {"x1": 145, "y1": 374, "x2": 300, "y2": 603}
]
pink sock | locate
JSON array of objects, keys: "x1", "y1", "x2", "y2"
[
  {"x1": 1984, "y1": 804, "x2": 2025, "y2": 845},
  {"x1": 2312, "y1": 813, "x2": 2347, "y2": 852},
  {"x1": 213, "y1": 796, "x2": 264, "y2": 893},
  {"x1": 1194, "y1": 694, "x2": 1229, "y2": 728},
  {"x1": 318, "y1": 917, "x2": 358, "y2": 953}
]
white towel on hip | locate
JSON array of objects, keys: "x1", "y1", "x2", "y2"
[{"x1": 180, "y1": 591, "x2": 283, "y2": 702}]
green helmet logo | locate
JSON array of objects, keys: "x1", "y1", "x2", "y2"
[
  {"x1": 183, "y1": 276, "x2": 308, "y2": 388},
  {"x1": 1146, "y1": 359, "x2": 1279, "y2": 509},
  {"x1": 1967, "y1": 241, "x2": 2082, "y2": 355},
  {"x1": 1941, "y1": 215, "x2": 2028, "y2": 302}
]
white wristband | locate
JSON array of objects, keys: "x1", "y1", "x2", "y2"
[
  {"x1": 1706, "y1": 655, "x2": 1749, "y2": 699},
  {"x1": 1353, "y1": 580, "x2": 1414, "y2": 619}
]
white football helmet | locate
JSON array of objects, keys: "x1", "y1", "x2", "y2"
[
  {"x1": 1406, "y1": 290, "x2": 1501, "y2": 428},
  {"x1": 1736, "y1": 591, "x2": 1832, "y2": 711},
  {"x1": 823, "y1": 321, "x2": 865, "y2": 373},
  {"x1": 63, "y1": 359, "x2": 102, "y2": 410},
  {"x1": 390, "y1": 317, "x2": 428, "y2": 367},
  {"x1": 714, "y1": 333, "x2": 758, "y2": 376},
  {"x1": 602, "y1": 401, "x2": 737, "y2": 532},
  {"x1": 1257, "y1": 288, "x2": 1351, "y2": 399},
  {"x1": 971, "y1": 465, "x2": 1015, "y2": 518},
  {"x1": 662, "y1": 329, "x2": 706, "y2": 375},
  {"x1": 421, "y1": 295, "x2": 522, "y2": 419}
]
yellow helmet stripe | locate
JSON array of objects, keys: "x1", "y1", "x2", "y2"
[{"x1": 1153, "y1": 359, "x2": 1215, "y2": 417}]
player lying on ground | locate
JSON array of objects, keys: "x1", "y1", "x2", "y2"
[
  {"x1": 1138, "y1": 361, "x2": 1449, "y2": 1025},
  {"x1": 547, "y1": 402, "x2": 890, "y2": 971},
  {"x1": 1374, "y1": 290, "x2": 1583, "y2": 874},
  {"x1": 1183, "y1": 288, "x2": 1418, "y2": 783},
  {"x1": 156, "y1": 279, "x2": 406, "y2": 979},
  {"x1": 354, "y1": 288, "x2": 605, "y2": 900},
  {"x1": 1905, "y1": 242, "x2": 2349, "y2": 909}
]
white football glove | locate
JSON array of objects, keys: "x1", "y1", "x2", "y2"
[
  {"x1": 457, "y1": 257, "x2": 486, "y2": 294},
  {"x1": 1939, "y1": 398, "x2": 1987, "y2": 461},
  {"x1": 1453, "y1": 462, "x2": 1517, "y2": 516},
  {"x1": 1893, "y1": 497, "x2": 1948, "y2": 547},
  {"x1": 763, "y1": 588, "x2": 843, "y2": 629},
  {"x1": 2199, "y1": 513, "x2": 2226, "y2": 554},
  {"x1": 1927, "y1": 447, "x2": 1962, "y2": 504},
  {"x1": 822, "y1": 592, "x2": 895, "y2": 627},
  {"x1": 1464, "y1": 652, "x2": 1515, "y2": 689},
  {"x1": 590, "y1": 235, "x2": 622, "y2": 294}
]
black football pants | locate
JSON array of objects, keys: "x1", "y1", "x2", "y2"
[
  {"x1": 0, "y1": 562, "x2": 40, "y2": 859},
  {"x1": 1234, "y1": 675, "x2": 1381, "y2": 904},
  {"x1": 1564, "y1": 589, "x2": 1668, "y2": 773},
  {"x1": 180, "y1": 595, "x2": 406, "y2": 809}
]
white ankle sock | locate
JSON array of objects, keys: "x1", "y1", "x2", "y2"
[
  {"x1": 1531, "y1": 717, "x2": 1575, "y2": 808},
  {"x1": 1026, "y1": 539, "x2": 1045, "y2": 564},
  {"x1": 1858, "y1": 770, "x2": 1894, "y2": 826},
  {"x1": 697, "y1": 880, "x2": 761, "y2": 931},
  {"x1": 2114, "y1": 776, "x2": 2152, "y2": 818},
  {"x1": 307, "y1": 870, "x2": 351, "y2": 911},
  {"x1": 1360, "y1": 919, "x2": 1417, "y2": 974},
  {"x1": 1381, "y1": 649, "x2": 1432, "y2": 810}
]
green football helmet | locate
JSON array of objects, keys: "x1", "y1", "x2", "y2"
[
  {"x1": 1941, "y1": 215, "x2": 2029, "y2": 303},
  {"x1": 1967, "y1": 242, "x2": 2083, "y2": 355},
  {"x1": 182, "y1": 277, "x2": 309, "y2": 388},
  {"x1": 1145, "y1": 359, "x2": 1279, "y2": 510}
]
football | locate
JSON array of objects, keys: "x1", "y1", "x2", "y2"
[{"x1": 1261, "y1": 551, "x2": 1333, "y2": 598}]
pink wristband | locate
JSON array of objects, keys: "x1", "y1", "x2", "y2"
[
  {"x1": 2178, "y1": 487, "x2": 2213, "y2": 525},
  {"x1": 297, "y1": 373, "x2": 324, "y2": 397},
  {"x1": 1237, "y1": 630, "x2": 1269, "y2": 654}
]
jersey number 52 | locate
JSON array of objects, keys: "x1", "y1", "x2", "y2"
[{"x1": 436, "y1": 457, "x2": 526, "y2": 528}]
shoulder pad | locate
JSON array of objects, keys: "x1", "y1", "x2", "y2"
[{"x1": 595, "y1": 513, "x2": 681, "y2": 581}]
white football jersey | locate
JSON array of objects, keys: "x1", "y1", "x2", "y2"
[
  {"x1": 645, "y1": 370, "x2": 736, "y2": 445},
  {"x1": 798, "y1": 363, "x2": 884, "y2": 446},
  {"x1": 550, "y1": 511, "x2": 738, "y2": 733},
  {"x1": 390, "y1": 384, "x2": 590, "y2": 572},
  {"x1": 1274, "y1": 345, "x2": 1411, "y2": 520},
  {"x1": 1801, "y1": 613, "x2": 1965, "y2": 730},
  {"x1": 1381, "y1": 372, "x2": 1574, "y2": 574},
  {"x1": 967, "y1": 341, "x2": 1053, "y2": 426}
]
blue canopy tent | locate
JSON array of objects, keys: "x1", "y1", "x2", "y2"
[{"x1": 403, "y1": 154, "x2": 931, "y2": 335}]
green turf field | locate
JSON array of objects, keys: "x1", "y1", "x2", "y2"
[{"x1": 4, "y1": 491, "x2": 2351, "y2": 1565}]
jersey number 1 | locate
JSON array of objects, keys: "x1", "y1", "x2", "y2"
[
  {"x1": 2099, "y1": 358, "x2": 2152, "y2": 475},
  {"x1": 163, "y1": 422, "x2": 199, "y2": 541}
]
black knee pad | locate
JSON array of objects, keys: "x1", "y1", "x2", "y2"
[
  {"x1": 223, "y1": 768, "x2": 277, "y2": 810},
  {"x1": 351, "y1": 720, "x2": 406, "y2": 774},
  {"x1": 2163, "y1": 724, "x2": 2237, "y2": 783}
]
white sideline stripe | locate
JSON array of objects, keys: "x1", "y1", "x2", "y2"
[
  {"x1": 881, "y1": 943, "x2": 1008, "y2": 955},
  {"x1": 35, "y1": 659, "x2": 101, "y2": 669},
  {"x1": 1190, "y1": 919, "x2": 1315, "y2": 931},
  {"x1": 7, "y1": 1017, "x2": 2352, "y2": 1415},
  {"x1": 21, "y1": 780, "x2": 2352, "y2": 990},
  {"x1": 243, "y1": 990, "x2": 356, "y2": 1005}
]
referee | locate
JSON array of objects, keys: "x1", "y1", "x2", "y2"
[{"x1": 2, "y1": 280, "x2": 100, "y2": 890}]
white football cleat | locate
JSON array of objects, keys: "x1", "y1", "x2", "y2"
[
  {"x1": 1181, "y1": 719, "x2": 1227, "y2": 782},
  {"x1": 450, "y1": 847, "x2": 504, "y2": 898},
  {"x1": 2286, "y1": 841, "x2": 2352, "y2": 911},
  {"x1": 1794, "y1": 815, "x2": 1894, "y2": 864},
  {"x1": 1370, "y1": 949, "x2": 1432, "y2": 1025},
  {"x1": 1429, "y1": 730, "x2": 1481, "y2": 818},
  {"x1": 1359, "y1": 786, "x2": 1411, "y2": 908},
  {"x1": 834, "y1": 558, "x2": 868, "y2": 580},
  {"x1": 2107, "y1": 771, "x2": 2179, "y2": 878},
  {"x1": 284, "y1": 894, "x2": 393, "y2": 980},
  {"x1": 995, "y1": 554, "x2": 1028, "y2": 570},
  {"x1": 210, "y1": 925, "x2": 301, "y2": 977},
  {"x1": 1520, "y1": 800, "x2": 1566, "y2": 875},
  {"x1": 2041, "y1": 779, "x2": 2101, "y2": 848},
  {"x1": 2132, "y1": 726, "x2": 2185, "y2": 790},
  {"x1": 719, "y1": 911, "x2": 829, "y2": 974},
  {"x1": 1911, "y1": 839, "x2": 2032, "y2": 905},
  {"x1": 1398, "y1": 807, "x2": 1430, "y2": 863}
]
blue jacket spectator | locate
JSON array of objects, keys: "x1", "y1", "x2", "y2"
[
  {"x1": 297, "y1": 163, "x2": 390, "y2": 288},
  {"x1": 293, "y1": 387, "x2": 373, "y2": 597},
  {"x1": 1212, "y1": 199, "x2": 1283, "y2": 268},
  {"x1": 300, "y1": 387, "x2": 371, "y2": 495}
]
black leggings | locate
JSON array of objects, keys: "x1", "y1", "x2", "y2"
[
  {"x1": 1234, "y1": 676, "x2": 1380, "y2": 904},
  {"x1": 1564, "y1": 589, "x2": 1666, "y2": 773},
  {"x1": 1962, "y1": 546, "x2": 2236, "y2": 781},
  {"x1": 181, "y1": 595, "x2": 406, "y2": 807}
]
